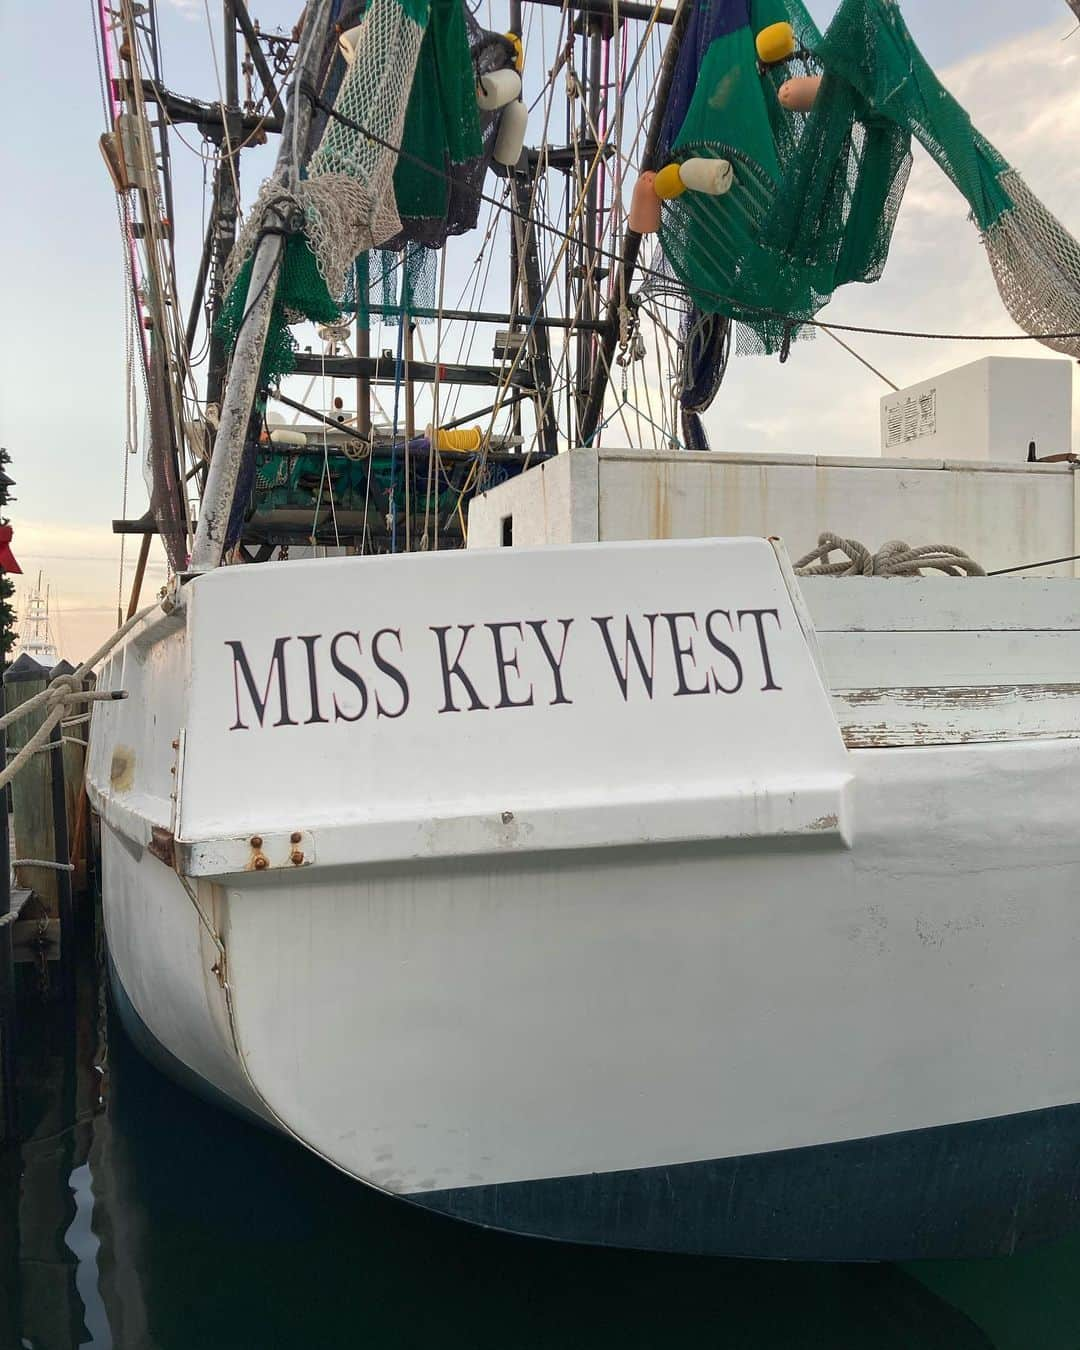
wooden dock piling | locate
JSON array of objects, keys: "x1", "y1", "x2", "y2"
[
  {"x1": 2, "y1": 658, "x2": 90, "y2": 1003},
  {"x1": 0, "y1": 717, "x2": 15, "y2": 1145}
]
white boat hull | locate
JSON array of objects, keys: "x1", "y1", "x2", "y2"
[{"x1": 88, "y1": 540, "x2": 1080, "y2": 1259}]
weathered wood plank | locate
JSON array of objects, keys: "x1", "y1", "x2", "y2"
[
  {"x1": 4, "y1": 662, "x2": 57, "y2": 914},
  {"x1": 834, "y1": 683, "x2": 1080, "y2": 747},
  {"x1": 802, "y1": 578, "x2": 1080, "y2": 633},
  {"x1": 819, "y1": 629, "x2": 1080, "y2": 689}
]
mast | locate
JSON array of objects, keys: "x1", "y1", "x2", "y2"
[
  {"x1": 190, "y1": 0, "x2": 333, "y2": 571},
  {"x1": 204, "y1": 0, "x2": 243, "y2": 417}
]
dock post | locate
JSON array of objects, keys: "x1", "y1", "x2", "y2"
[
  {"x1": 4, "y1": 656, "x2": 54, "y2": 919},
  {"x1": 48, "y1": 717, "x2": 75, "y2": 1008},
  {"x1": 0, "y1": 713, "x2": 16, "y2": 1144}
]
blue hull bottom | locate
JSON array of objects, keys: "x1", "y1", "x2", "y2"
[
  {"x1": 110, "y1": 958, "x2": 1080, "y2": 1261},
  {"x1": 410, "y1": 1104, "x2": 1080, "y2": 1261}
]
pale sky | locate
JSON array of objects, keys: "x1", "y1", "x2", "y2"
[{"x1": 0, "y1": 0, "x2": 1077, "y2": 658}]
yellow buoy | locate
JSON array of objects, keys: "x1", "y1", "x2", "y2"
[
  {"x1": 755, "y1": 21, "x2": 796, "y2": 65},
  {"x1": 653, "y1": 163, "x2": 686, "y2": 200},
  {"x1": 429, "y1": 425, "x2": 484, "y2": 452}
]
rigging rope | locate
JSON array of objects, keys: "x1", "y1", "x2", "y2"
[{"x1": 794, "y1": 533, "x2": 985, "y2": 578}]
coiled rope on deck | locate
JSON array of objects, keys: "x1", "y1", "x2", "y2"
[{"x1": 794, "y1": 533, "x2": 985, "y2": 578}]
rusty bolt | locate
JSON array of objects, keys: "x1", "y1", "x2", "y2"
[
  {"x1": 501, "y1": 810, "x2": 514, "y2": 824},
  {"x1": 290, "y1": 849, "x2": 304, "y2": 866},
  {"x1": 250, "y1": 835, "x2": 263, "y2": 848},
  {"x1": 290, "y1": 831, "x2": 302, "y2": 844},
  {"x1": 253, "y1": 856, "x2": 269, "y2": 871},
  {"x1": 171, "y1": 738, "x2": 179, "y2": 750},
  {"x1": 170, "y1": 765, "x2": 176, "y2": 775}
]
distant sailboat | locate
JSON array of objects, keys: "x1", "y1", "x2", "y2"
[{"x1": 12, "y1": 572, "x2": 59, "y2": 669}]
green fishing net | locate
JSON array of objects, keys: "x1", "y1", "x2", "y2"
[
  {"x1": 391, "y1": 0, "x2": 483, "y2": 237},
  {"x1": 216, "y1": 234, "x2": 341, "y2": 390},
  {"x1": 346, "y1": 245, "x2": 437, "y2": 328},
  {"x1": 660, "y1": 0, "x2": 912, "y2": 353},
  {"x1": 660, "y1": 0, "x2": 1080, "y2": 359}
]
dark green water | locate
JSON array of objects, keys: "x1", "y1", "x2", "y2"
[{"x1": 3, "y1": 926, "x2": 1079, "y2": 1350}]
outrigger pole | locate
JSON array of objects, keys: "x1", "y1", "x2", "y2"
[{"x1": 189, "y1": 0, "x2": 333, "y2": 572}]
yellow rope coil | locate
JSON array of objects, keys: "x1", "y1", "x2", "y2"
[{"x1": 430, "y1": 425, "x2": 484, "y2": 452}]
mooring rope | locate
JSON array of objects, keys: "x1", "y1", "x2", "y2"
[
  {"x1": 0, "y1": 602, "x2": 156, "y2": 796},
  {"x1": 794, "y1": 532, "x2": 985, "y2": 578}
]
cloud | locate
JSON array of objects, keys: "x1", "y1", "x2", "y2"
[{"x1": 161, "y1": 0, "x2": 202, "y2": 19}]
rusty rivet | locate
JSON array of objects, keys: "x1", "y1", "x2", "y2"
[
  {"x1": 290, "y1": 831, "x2": 302, "y2": 844},
  {"x1": 170, "y1": 765, "x2": 176, "y2": 774},
  {"x1": 501, "y1": 810, "x2": 514, "y2": 824},
  {"x1": 253, "y1": 855, "x2": 269, "y2": 870},
  {"x1": 250, "y1": 835, "x2": 263, "y2": 848},
  {"x1": 290, "y1": 850, "x2": 304, "y2": 865},
  {"x1": 171, "y1": 738, "x2": 179, "y2": 750}
]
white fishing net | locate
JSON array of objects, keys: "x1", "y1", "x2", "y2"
[
  {"x1": 305, "y1": 0, "x2": 426, "y2": 290},
  {"x1": 226, "y1": 0, "x2": 427, "y2": 301},
  {"x1": 983, "y1": 170, "x2": 1080, "y2": 360}
]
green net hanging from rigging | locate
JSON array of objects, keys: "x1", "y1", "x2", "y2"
[
  {"x1": 216, "y1": 0, "x2": 517, "y2": 390},
  {"x1": 658, "y1": 0, "x2": 1080, "y2": 358}
]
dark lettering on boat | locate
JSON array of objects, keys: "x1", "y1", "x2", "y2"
[
  {"x1": 431, "y1": 625, "x2": 489, "y2": 714},
  {"x1": 371, "y1": 628, "x2": 410, "y2": 719},
  {"x1": 737, "y1": 609, "x2": 783, "y2": 691},
  {"x1": 224, "y1": 605, "x2": 783, "y2": 729},
  {"x1": 298, "y1": 634, "x2": 329, "y2": 725},
  {"x1": 703, "y1": 610, "x2": 744, "y2": 694},
  {"x1": 662, "y1": 612, "x2": 710, "y2": 697},
  {"x1": 486, "y1": 622, "x2": 535, "y2": 709},
  {"x1": 526, "y1": 618, "x2": 574, "y2": 706},
  {"x1": 226, "y1": 637, "x2": 298, "y2": 730},
  {"x1": 591, "y1": 614, "x2": 658, "y2": 701},
  {"x1": 329, "y1": 631, "x2": 368, "y2": 722}
]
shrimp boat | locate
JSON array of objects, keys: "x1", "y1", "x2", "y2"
[{"x1": 86, "y1": 0, "x2": 1080, "y2": 1260}]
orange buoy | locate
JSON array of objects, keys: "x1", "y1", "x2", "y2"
[
  {"x1": 778, "y1": 75, "x2": 822, "y2": 112},
  {"x1": 629, "y1": 172, "x2": 661, "y2": 233}
]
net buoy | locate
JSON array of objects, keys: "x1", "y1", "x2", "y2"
[
  {"x1": 629, "y1": 171, "x2": 661, "y2": 233},
  {"x1": 678, "y1": 158, "x2": 733, "y2": 195},
  {"x1": 477, "y1": 68, "x2": 522, "y2": 111},
  {"x1": 428, "y1": 425, "x2": 484, "y2": 452},
  {"x1": 778, "y1": 75, "x2": 822, "y2": 112},
  {"x1": 269, "y1": 428, "x2": 308, "y2": 447},
  {"x1": 337, "y1": 24, "x2": 362, "y2": 64},
  {"x1": 755, "y1": 21, "x2": 796, "y2": 65},
  {"x1": 653, "y1": 163, "x2": 686, "y2": 200},
  {"x1": 493, "y1": 99, "x2": 528, "y2": 166}
]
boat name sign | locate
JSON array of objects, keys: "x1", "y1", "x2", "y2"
[
  {"x1": 223, "y1": 606, "x2": 784, "y2": 730},
  {"x1": 180, "y1": 539, "x2": 851, "y2": 858}
]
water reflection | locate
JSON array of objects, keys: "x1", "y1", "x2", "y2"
[{"x1": 3, "y1": 924, "x2": 1077, "y2": 1349}]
